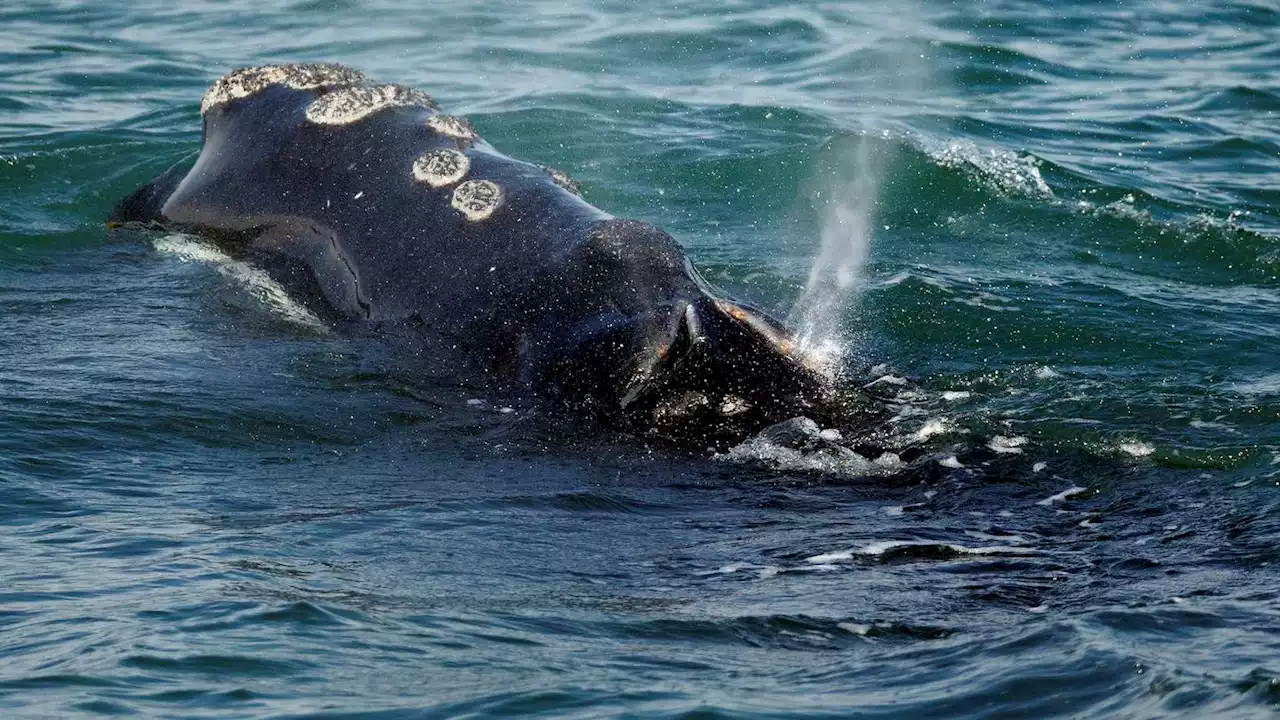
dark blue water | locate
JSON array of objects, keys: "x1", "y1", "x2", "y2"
[{"x1": 2, "y1": 1, "x2": 1279, "y2": 716}]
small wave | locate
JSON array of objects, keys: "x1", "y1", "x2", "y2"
[
  {"x1": 806, "y1": 540, "x2": 1038, "y2": 565},
  {"x1": 812, "y1": 131, "x2": 1278, "y2": 285},
  {"x1": 923, "y1": 138, "x2": 1053, "y2": 200},
  {"x1": 596, "y1": 612, "x2": 954, "y2": 649},
  {"x1": 1190, "y1": 85, "x2": 1280, "y2": 113},
  {"x1": 1037, "y1": 486, "x2": 1090, "y2": 507},
  {"x1": 1070, "y1": 194, "x2": 1279, "y2": 281}
]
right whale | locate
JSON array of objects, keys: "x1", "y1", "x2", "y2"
[{"x1": 110, "y1": 63, "x2": 869, "y2": 448}]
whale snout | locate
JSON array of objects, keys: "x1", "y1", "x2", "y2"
[{"x1": 609, "y1": 294, "x2": 837, "y2": 447}]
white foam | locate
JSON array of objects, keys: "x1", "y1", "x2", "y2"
[
  {"x1": 152, "y1": 234, "x2": 326, "y2": 331},
  {"x1": 697, "y1": 563, "x2": 747, "y2": 576},
  {"x1": 987, "y1": 435, "x2": 1027, "y2": 454},
  {"x1": 926, "y1": 139, "x2": 1053, "y2": 200},
  {"x1": 806, "y1": 550, "x2": 854, "y2": 564},
  {"x1": 716, "y1": 433, "x2": 904, "y2": 477},
  {"x1": 913, "y1": 418, "x2": 950, "y2": 441},
  {"x1": 1036, "y1": 485, "x2": 1088, "y2": 506},
  {"x1": 966, "y1": 530, "x2": 1030, "y2": 544},
  {"x1": 806, "y1": 540, "x2": 1036, "y2": 564},
  {"x1": 837, "y1": 622, "x2": 873, "y2": 636},
  {"x1": 941, "y1": 390, "x2": 971, "y2": 401},
  {"x1": 1119, "y1": 441, "x2": 1155, "y2": 457},
  {"x1": 1188, "y1": 419, "x2": 1231, "y2": 430},
  {"x1": 1035, "y1": 365, "x2": 1060, "y2": 379},
  {"x1": 1090, "y1": 194, "x2": 1152, "y2": 222}
]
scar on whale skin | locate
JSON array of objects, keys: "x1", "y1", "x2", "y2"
[
  {"x1": 305, "y1": 84, "x2": 440, "y2": 125},
  {"x1": 412, "y1": 148, "x2": 471, "y2": 188},
  {"x1": 201, "y1": 63, "x2": 364, "y2": 115},
  {"x1": 451, "y1": 180, "x2": 503, "y2": 221}
]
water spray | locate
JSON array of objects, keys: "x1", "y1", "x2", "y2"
[{"x1": 790, "y1": 133, "x2": 886, "y2": 371}]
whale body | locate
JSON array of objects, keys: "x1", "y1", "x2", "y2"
[{"x1": 111, "y1": 63, "x2": 851, "y2": 447}]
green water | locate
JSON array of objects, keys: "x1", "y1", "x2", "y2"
[{"x1": 1, "y1": 1, "x2": 1278, "y2": 717}]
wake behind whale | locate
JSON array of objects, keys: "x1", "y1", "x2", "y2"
[{"x1": 111, "y1": 63, "x2": 891, "y2": 454}]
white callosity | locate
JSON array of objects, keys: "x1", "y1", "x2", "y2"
[
  {"x1": 305, "y1": 84, "x2": 439, "y2": 126},
  {"x1": 426, "y1": 114, "x2": 477, "y2": 141},
  {"x1": 412, "y1": 149, "x2": 470, "y2": 188},
  {"x1": 544, "y1": 166, "x2": 581, "y2": 195},
  {"x1": 451, "y1": 180, "x2": 503, "y2": 221},
  {"x1": 201, "y1": 63, "x2": 364, "y2": 115}
]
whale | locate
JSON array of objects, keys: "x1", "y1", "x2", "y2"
[{"x1": 110, "y1": 63, "x2": 857, "y2": 447}]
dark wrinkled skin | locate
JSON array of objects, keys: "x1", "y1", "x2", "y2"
[{"x1": 111, "y1": 71, "x2": 869, "y2": 448}]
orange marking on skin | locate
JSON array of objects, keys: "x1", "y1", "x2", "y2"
[{"x1": 714, "y1": 299, "x2": 749, "y2": 321}]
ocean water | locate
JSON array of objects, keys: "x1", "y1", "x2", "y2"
[{"x1": 2, "y1": 0, "x2": 1279, "y2": 716}]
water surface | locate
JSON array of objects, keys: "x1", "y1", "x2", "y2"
[{"x1": 2, "y1": 1, "x2": 1279, "y2": 717}]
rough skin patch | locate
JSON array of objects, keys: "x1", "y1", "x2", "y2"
[
  {"x1": 412, "y1": 149, "x2": 470, "y2": 188},
  {"x1": 544, "y1": 166, "x2": 581, "y2": 195},
  {"x1": 201, "y1": 63, "x2": 364, "y2": 115},
  {"x1": 305, "y1": 84, "x2": 440, "y2": 125},
  {"x1": 426, "y1": 114, "x2": 477, "y2": 141},
  {"x1": 451, "y1": 180, "x2": 502, "y2": 221}
]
